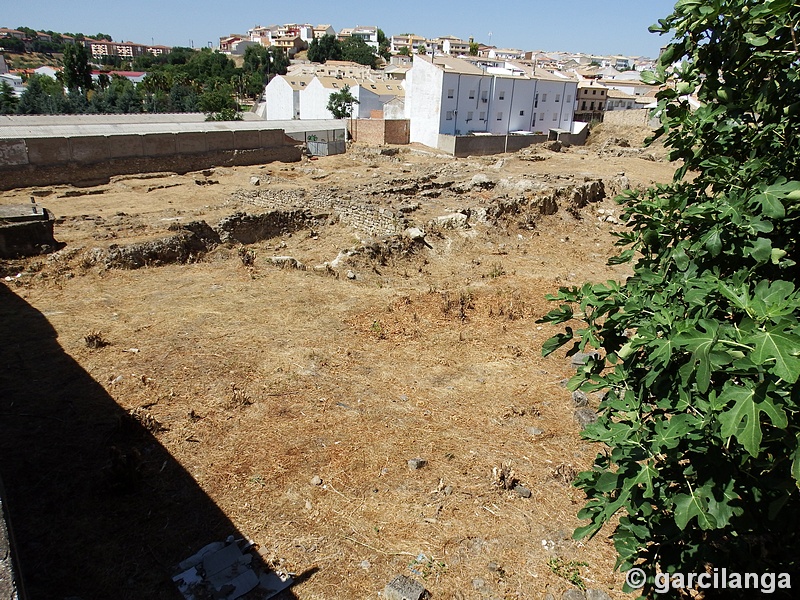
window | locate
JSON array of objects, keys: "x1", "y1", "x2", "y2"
[
  {"x1": 555, "y1": 94, "x2": 560, "y2": 102},
  {"x1": 447, "y1": 89, "x2": 454, "y2": 98},
  {"x1": 592, "y1": 89, "x2": 596, "y2": 95},
  {"x1": 497, "y1": 111, "x2": 503, "y2": 120},
  {"x1": 469, "y1": 90, "x2": 475, "y2": 99},
  {"x1": 446, "y1": 110, "x2": 454, "y2": 120},
  {"x1": 590, "y1": 101, "x2": 595, "y2": 110},
  {"x1": 481, "y1": 91, "x2": 488, "y2": 103},
  {"x1": 552, "y1": 113, "x2": 557, "y2": 121},
  {"x1": 566, "y1": 95, "x2": 572, "y2": 103},
  {"x1": 479, "y1": 111, "x2": 486, "y2": 120},
  {"x1": 499, "y1": 91, "x2": 505, "y2": 100},
  {"x1": 542, "y1": 93, "x2": 547, "y2": 102},
  {"x1": 467, "y1": 111, "x2": 473, "y2": 121},
  {"x1": 539, "y1": 112, "x2": 544, "y2": 121},
  {"x1": 581, "y1": 101, "x2": 586, "y2": 110},
  {"x1": 519, "y1": 110, "x2": 524, "y2": 116}
]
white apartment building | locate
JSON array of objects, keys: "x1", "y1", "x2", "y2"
[
  {"x1": 390, "y1": 34, "x2": 428, "y2": 54},
  {"x1": 407, "y1": 55, "x2": 578, "y2": 150}
]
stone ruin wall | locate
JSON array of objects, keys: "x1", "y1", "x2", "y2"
[{"x1": 234, "y1": 189, "x2": 408, "y2": 238}]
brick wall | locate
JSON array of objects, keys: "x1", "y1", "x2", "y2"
[{"x1": 348, "y1": 119, "x2": 410, "y2": 146}]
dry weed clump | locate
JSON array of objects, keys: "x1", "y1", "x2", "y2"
[
  {"x1": 127, "y1": 406, "x2": 165, "y2": 434},
  {"x1": 238, "y1": 246, "x2": 256, "y2": 267},
  {"x1": 439, "y1": 290, "x2": 474, "y2": 321},
  {"x1": 491, "y1": 460, "x2": 518, "y2": 490},
  {"x1": 551, "y1": 463, "x2": 579, "y2": 487},
  {"x1": 84, "y1": 330, "x2": 110, "y2": 349},
  {"x1": 227, "y1": 384, "x2": 253, "y2": 408}
]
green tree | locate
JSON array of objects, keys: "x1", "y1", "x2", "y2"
[
  {"x1": 540, "y1": 1, "x2": 800, "y2": 598},
  {"x1": 0, "y1": 38, "x2": 25, "y2": 53},
  {"x1": 417, "y1": 43, "x2": 427, "y2": 55},
  {"x1": 169, "y1": 82, "x2": 199, "y2": 112},
  {"x1": 96, "y1": 73, "x2": 111, "y2": 91},
  {"x1": 61, "y1": 42, "x2": 93, "y2": 93},
  {"x1": 242, "y1": 45, "x2": 288, "y2": 87},
  {"x1": 377, "y1": 28, "x2": 391, "y2": 61},
  {"x1": 469, "y1": 41, "x2": 479, "y2": 56},
  {"x1": 16, "y1": 74, "x2": 66, "y2": 114},
  {"x1": 341, "y1": 37, "x2": 378, "y2": 68},
  {"x1": 307, "y1": 34, "x2": 343, "y2": 64},
  {"x1": 398, "y1": 46, "x2": 412, "y2": 57},
  {"x1": 199, "y1": 82, "x2": 240, "y2": 120},
  {"x1": 326, "y1": 84, "x2": 358, "y2": 119},
  {"x1": 0, "y1": 81, "x2": 18, "y2": 114}
]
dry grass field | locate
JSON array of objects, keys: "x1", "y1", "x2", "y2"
[{"x1": 0, "y1": 125, "x2": 675, "y2": 599}]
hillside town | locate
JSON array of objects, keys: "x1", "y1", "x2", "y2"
[{"x1": 0, "y1": 22, "x2": 665, "y2": 155}]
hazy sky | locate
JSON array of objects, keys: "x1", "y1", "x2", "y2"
[{"x1": 6, "y1": 0, "x2": 678, "y2": 58}]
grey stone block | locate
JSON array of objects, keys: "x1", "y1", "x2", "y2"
[
  {"x1": 562, "y1": 590, "x2": 586, "y2": 600},
  {"x1": 514, "y1": 485, "x2": 532, "y2": 498},
  {"x1": 571, "y1": 391, "x2": 589, "y2": 407},
  {"x1": 384, "y1": 574, "x2": 426, "y2": 600},
  {"x1": 570, "y1": 352, "x2": 601, "y2": 367},
  {"x1": 408, "y1": 458, "x2": 427, "y2": 470},
  {"x1": 574, "y1": 408, "x2": 599, "y2": 428},
  {"x1": 586, "y1": 590, "x2": 613, "y2": 600}
]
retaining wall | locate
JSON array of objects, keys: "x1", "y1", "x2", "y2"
[
  {"x1": 0, "y1": 130, "x2": 302, "y2": 190},
  {"x1": 438, "y1": 134, "x2": 549, "y2": 157}
]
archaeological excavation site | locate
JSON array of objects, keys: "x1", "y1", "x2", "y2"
[{"x1": 0, "y1": 125, "x2": 673, "y2": 600}]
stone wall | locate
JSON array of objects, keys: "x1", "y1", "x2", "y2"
[
  {"x1": 602, "y1": 109, "x2": 651, "y2": 127},
  {"x1": 234, "y1": 188, "x2": 407, "y2": 237},
  {"x1": 0, "y1": 131, "x2": 302, "y2": 191}
]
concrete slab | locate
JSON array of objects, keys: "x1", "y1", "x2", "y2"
[{"x1": 0, "y1": 203, "x2": 50, "y2": 222}]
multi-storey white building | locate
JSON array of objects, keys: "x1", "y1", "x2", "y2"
[{"x1": 407, "y1": 55, "x2": 578, "y2": 149}]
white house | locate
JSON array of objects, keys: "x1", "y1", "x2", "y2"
[
  {"x1": 0, "y1": 72, "x2": 24, "y2": 96},
  {"x1": 300, "y1": 76, "x2": 360, "y2": 119},
  {"x1": 262, "y1": 75, "x2": 313, "y2": 119},
  {"x1": 353, "y1": 80, "x2": 405, "y2": 118},
  {"x1": 313, "y1": 25, "x2": 336, "y2": 39},
  {"x1": 263, "y1": 74, "x2": 405, "y2": 120},
  {"x1": 407, "y1": 55, "x2": 578, "y2": 150},
  {"x1": 339, "y1": 26, "x2": 379, "y2": 50},
  {"x1": 33, "y1": 66, "x2": 60, "y2": 79},
  {"x1": 488, "y1": 48, "x2": 526, "y2": 60}
]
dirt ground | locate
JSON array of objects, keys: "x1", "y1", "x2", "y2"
[{"x1": 0, "y1": 124, "x2": 676, "y2": 599}]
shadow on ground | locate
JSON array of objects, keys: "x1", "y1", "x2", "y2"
[{"x1": 0, "y1": 282, "x2": 304, "y2": 599}]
